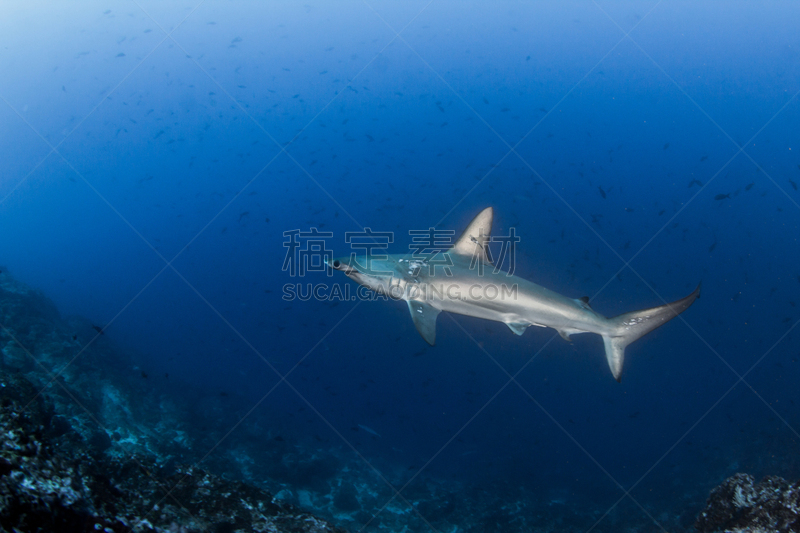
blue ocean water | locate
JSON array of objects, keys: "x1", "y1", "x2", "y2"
[{"x1": 1, "y1": 1, "x2": 799, "y2": 531}]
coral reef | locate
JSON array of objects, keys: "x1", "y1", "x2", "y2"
[{"x1": 695, "y1": 473, "x2": 800, "y2": 533}]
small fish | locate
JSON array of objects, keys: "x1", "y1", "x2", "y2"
[
  {"x1": 745, "y1": 182, "x2": 754, "y2": 191},
  {"x1": 790, "y1": 180, "x2": 798, "y2": 191},
  {"x1": 663, "y1": 143, "x2": 670, "y2": 150},
  {"x1": 91, "y1": 325, "x2": 105, "y2": 335},
  {"x1": 714, "y1": 193, "x2": 730, "y2": 201},
  {"x1": 688, "y1": 179, "x2": 703, "y2": 188},
  {"x1": 700, "y1": 155, "x2": 708, "y2": 161},
  {"x1": 357, "y1": 424, "x2": 381, "y2": 438},
  {"x1": 598, "y1": 186, "x2": 606, "y2": 199}
]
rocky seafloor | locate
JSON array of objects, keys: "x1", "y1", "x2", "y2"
[
  {"x1": 0, "y1": 268, "x2": 348, "y2": 533},
  {"x1": 0, "y1": 371, "x2": 345, "y2": 533},
  {"x1": 695, "y1": 473, "x2": 800, "y2": 533},
  {"x1": 2, "y1": 267, "x2": 799, "y2": 532}
]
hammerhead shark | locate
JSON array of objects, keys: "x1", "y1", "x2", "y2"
[{"x1": 327, "y1": 207, "x2": 699, "y2": 381}]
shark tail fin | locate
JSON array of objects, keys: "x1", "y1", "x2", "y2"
[{"x1": 601, "y1": 283, "x2": 701, "y2": 382}]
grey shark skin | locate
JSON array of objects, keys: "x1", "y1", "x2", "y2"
[{"x1": 327, "y1": 207, "x2": 700, "y2": 381}]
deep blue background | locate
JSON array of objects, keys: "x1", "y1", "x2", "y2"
[{"x1": 2, "y1": 0, "x2": 799, "y2": 525}]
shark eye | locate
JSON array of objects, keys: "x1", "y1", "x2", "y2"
[{"x1": 332, "y1": 260, "x2": 341, "y2": 268}]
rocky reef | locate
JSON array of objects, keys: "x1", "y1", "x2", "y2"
[
  {"x1": 0, "y1": 269, "x2": 347, "y2": 533},
  {"x1": 695, "y1": 473, "x2": 800, "y2": 533},
  {"x1": 0, "y1": 371, "x2": 346, "y2": 533}
]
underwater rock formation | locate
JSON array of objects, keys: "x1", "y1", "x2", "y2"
[
  {"x1": 0, "y1": 371, "x2": 346, "y2": 533},
  {"x1": 0, "y1": 268, "x2": 346, "y2": 533},
  {"x1": 695, "y1": 472, "x2": 800, "y2": 533}
]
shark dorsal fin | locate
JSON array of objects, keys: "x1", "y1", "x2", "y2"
[{"x1": 450, "y1": 207, "x2": 493, "y2": 263}]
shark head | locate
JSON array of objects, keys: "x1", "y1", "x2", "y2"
[
  {"x1": 327, "y1": 254, "x2": 408, "y2": 299},
  {"x1": 326, "y1": 209, "x2": 495, "y2": 305}
]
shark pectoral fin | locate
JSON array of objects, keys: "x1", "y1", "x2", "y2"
[
  {"x1": 408, "y1": 300, "x2": 441, "y2": 346},
  {"x1": 558, "y1": 329, "x2": 572, "y2": 342},
  {"x1": 506, "y1": 322, "x2": 529, "y2": 336}
]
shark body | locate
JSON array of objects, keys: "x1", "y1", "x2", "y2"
[{"x1": 328, "y1": 207, "x2": 699, "y2": 381}]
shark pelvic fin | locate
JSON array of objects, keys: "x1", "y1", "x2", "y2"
[
  {"x1": 408, "y1": 300, "x2": 441, "y2": 345},
  {"x1": 506, "y1": 322, "x2": 529, "y2": 336},
  {"x1": 451, "y1": 207, "x2": 493, "y2": 264},
  {"x1": 602, "y1": 283, "x2": 701, "y2": 382}
]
